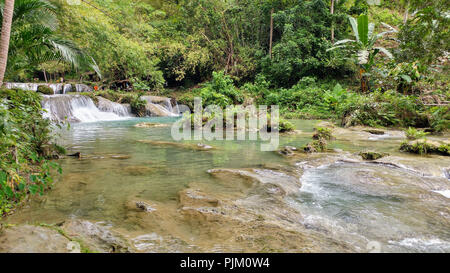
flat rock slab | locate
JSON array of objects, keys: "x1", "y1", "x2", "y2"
[{"x1": 0, "y1": 225, "x2": 71, "y2": 253}]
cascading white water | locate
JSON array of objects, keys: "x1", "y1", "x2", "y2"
[
  {"x1": 42, "y1": 95, "x2": 131, "y2": 123},
  {"x1": 141, "y1": 95, "x2": 180, "y2": 117},
  {"x1": 97, "y1": 97, "x2": 132, "y2": 117},
  {"x1": 5, "y1": 82, "x2": 92, "y2": 94}
]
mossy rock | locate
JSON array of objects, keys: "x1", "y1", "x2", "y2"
[
  {"x1": 359, "y1": 151, "x2": 389, "y2": 160},
  {"x1": 277, "y1": 146, "x2": 299, "y2": 156},
  {"x1": 312, "y1": 127, "x2": 334, "y2": 140},
  {"x1": 37, "y1": 85, "x2": 54, "y2": 95},
  {"x1": 304, "y1": 139, "x2": 328, "y2": 153},
  {"x1": 400, "y1": 139, "x2": 449, "y2": 156}
]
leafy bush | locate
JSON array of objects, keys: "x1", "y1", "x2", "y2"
[
  {"x1": 278, "y1": 119, "x2": 295, "y2": 133},
  {"x1": 313, "y1": 127, "x2": 334, "y2": 140},
  {"x1": 130, "y1": 95, "x2": 147, "y2": 117},
  {"x1": 199, "y1": 72, "x2": 244, "y2": 108},
  {"x1": 304, "y1": 127, "x2": 334, "y2": 153},
  {"x1": 405, "y1": 127, "x2": 429, "y2": 140},
  {"x1": 0, "y1": 89, "x2": 62, "y2": 216}
]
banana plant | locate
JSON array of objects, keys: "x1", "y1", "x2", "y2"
[{"x1": 328, "y1": 14, "x2": 397, "y2": 92}]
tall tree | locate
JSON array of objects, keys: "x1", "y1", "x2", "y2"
[
  {"x1": 330, "y1": 0, "x2": 335, "y2": 43},
  {"x1": 0, "y1": 0, "x2": 14, "y2": 86}
]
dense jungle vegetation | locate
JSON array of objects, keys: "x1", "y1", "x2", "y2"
[{"x1": 0, "y1": 0, "x2": 449, "y2": 215}]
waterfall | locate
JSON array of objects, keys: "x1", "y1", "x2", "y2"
[
  {"x1": 141, "y1": 95, "x2": 180, "y2": 117},
  {"x1": 97, "y1": 97, "x2": 132, "y2": 117},
  {"x1": 5, "y1": 82, "x2": 92, "y2": 94},
  {"x1": 42, "y1": 95, "x2": 132, "y2": 123}
]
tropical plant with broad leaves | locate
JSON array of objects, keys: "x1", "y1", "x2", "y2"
[
  {"x1": 0, "y1": 0, "x2": 100, "y2": 80},
  {"x1": 327, "y1": 14, "x2": 396, "y2": 92}
]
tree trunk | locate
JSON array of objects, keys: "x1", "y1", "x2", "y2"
[
  {"x1": 0, "y1": 0, "x2": 15, "y2": 87},
  {"x1": 269, "y1": 8, "x2": 274, "y2": 58},
  {"x1": 360, "y1": 67, "x2": 368, "y2": 93},
  {"x1": 403, "y1": 1, "x2": 409, "y2": 24},
  {"x1": 331, "y1": 0, "x2": 335, "y2": 43}
]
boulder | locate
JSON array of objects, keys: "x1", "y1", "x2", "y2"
[{"x1": 359, "y1": 151, "x2": 389, "y2": 161}]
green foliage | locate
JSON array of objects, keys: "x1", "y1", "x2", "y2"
[
  {"x1": 0, "y1": 89, "x2": 62, "y2": 216},
  {"x1": 4, "y1": 0, "x2": 99, "y2": 81},
  {"x1": 313, "y1": 127, "x2": 334, "y2": 141},
  {"x1": 304, "y1": 126, "x2": 334, "y2": 153},
  {"x1": 389, "y1": 61, "x2": 427, "y2": 94},
  {"x1": 405, "y1": 127, "x2": 429, "y2": 140},
  {"x1": 260, "y1": 0, "x2": 350, "y2": 87},
  {"x1": 37, "y1": 85, "x2": 54, "y2": 95},
  {"x1": 199, "y1": 72, "x2": 244, "y2": 108},
  {"x1": 278, "y1": 119, "x2": 295, "y2": 133},
  {"x1": 400, "y1": 139, "x2": 450, "y2": 156},
  {"x1": 397, "y1": 0, "x2": 449, "y2": 64},
  {"x1": 130, "y1": 95, "x2": 147, "y2": 117}
]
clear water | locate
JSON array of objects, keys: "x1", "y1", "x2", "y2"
[{"x1": 5, "y1": 118, "x2": 450, "y2": 253}]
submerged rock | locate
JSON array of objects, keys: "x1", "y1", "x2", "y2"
[
  {"x1": 207, "y1": 168, "x2": 300, "y2": 196},
  {"x1": 277, "y1": 146, "x2": 299, "y2": 156},
  {"x1": 0, "y1": 225, "x2": 71, "y2": 253},
  {"x1": 359, "y1": 151, "x2": 389, "y2": 161},
  {"x1": 123, "y1": 166, "x2": 156, "y2": 176},
  {"x1": 134, "y1": 122, "x2": 169, "y2": 128},
  {"x1": 109, "y1": 154, "x2": 132, "y2": 160},
  {"x1": 62, "y1": 220, "x2": 131, "y2": 253},
  {"x1": 178, "y1": 189, "x2": 220, "y2": 208},
  {"x1": 138, "y1": 140, "x2": 214, "y2": 151}
]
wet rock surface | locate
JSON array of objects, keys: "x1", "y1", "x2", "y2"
[
  {"x1": 62, "y1": 220, "x2": 131, "y2": 253},
  {"x1": 134, "y1": 122, "x2": 169, "y2": 128},
  {"x1": 0, "y1": 225, "x2": 71, "y2": 253}
]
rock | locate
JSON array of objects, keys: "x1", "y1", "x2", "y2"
[
  {"x1": 109, "y1": 154, "x2": 131, "y2": 160},
  {"x1": 62, "y1": 220, "x2": 131, "y2": 253},
  {"x1": 400, "y1": 139, "x2": 450, "y2": 156},
  {"x1": 363, "y1": 129, "x2": 385, "y2": 135},
  {"x1": 0, "y1": 225, "x2": 71, "y2": 253},
  {"x1": 277, "y1": 146, "x2": 299, "y2": 156},
  {"x1": 178, "y1": 189, "x2": 219, "y2": 208},
  {"x1": 359, "y1": 151, "x2": 389, "y2": 161},
  {"x1": 444, "y1": 169, "x2": 450, "y2": 179},
  {"x1": 123, "y1": 166, "x2": 155, "y2": 176},
  {"x1": 208, "y1": 168, "x2": 300, "y2": 196},
  {"x1": 197, "y1": 143, "x2": 214, "y2": 150},
  {"x1": 68, "y1": 152, "x2": 82, "y2": 158},
  {"x1": 134, "y1": 122, "x2": 169, "y2": 128},
  {"x1": 136, "y1": 201, "x2": 156, "y2": 212},
  {"x1": 138, "y1": 140, "x2": 214, "y2": 151}
]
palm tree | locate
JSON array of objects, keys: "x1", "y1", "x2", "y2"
[
  {"x1": 0, "y1": 0, "x2": 15, "y2": 87},
  {"x1": 328, "y1": 14, "x2": 396, "y2": 92},
  {"x1": 1, "y1": 0, "x2": 101, "y2": 81}
]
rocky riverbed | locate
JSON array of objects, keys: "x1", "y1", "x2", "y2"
[{"x1": 1, "y1": 118, "x2": 449, "y2": 253}]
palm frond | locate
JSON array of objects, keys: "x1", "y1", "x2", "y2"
[
  {"x1": 373, "y1": 47, "x2": 393, "y2": 59},
  {"x1": 348, "y1": 16, "x2": 359, "y2": 43}
]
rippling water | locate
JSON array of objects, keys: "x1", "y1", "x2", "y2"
[{"x1": 5, "y1": 118, "x2": 450, "y2": 253}]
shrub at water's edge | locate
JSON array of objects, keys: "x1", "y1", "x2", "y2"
[{"x1": 0, "y1": 89, "x2": 64, "y2": 216}]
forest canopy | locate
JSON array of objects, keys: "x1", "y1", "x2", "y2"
[{"x1": 2, "y1": 0, "x2": 447, "y2": 93}]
